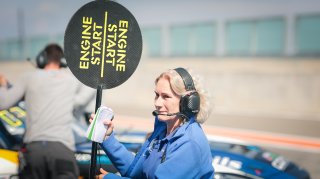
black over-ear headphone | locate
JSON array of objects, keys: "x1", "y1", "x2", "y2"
[
  {"x1": 174, "y1": 67, "x2": 200, "y2": 118},
  {"x1": 36, "y1": 49, "x2": 48, "y2": 69},
  {"x1": 36, "y1": 44, "x2": 67, "y2": 69}
]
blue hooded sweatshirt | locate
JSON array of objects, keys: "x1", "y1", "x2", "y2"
[{"x1": 100, "y1": 116, "x2": 214, "y2": 179}]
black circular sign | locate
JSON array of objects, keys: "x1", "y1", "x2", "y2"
[{"x1": 64, "y1": 1, "x2": 142, "y2": 89}]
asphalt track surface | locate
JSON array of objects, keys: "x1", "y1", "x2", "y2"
[{"x1": 111, "y1": 106, "x2": 320, "y2": 179}]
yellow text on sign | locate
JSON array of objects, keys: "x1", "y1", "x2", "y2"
[
  {"x1": 105, "y1": 20, "x2": 128, "y2": 72},
  {"x1": 79, "y1": 17, "x2": 103, "y2": 70},
  {"x1": 78, "y1": 12, "x2": 129, "y2": 77}
]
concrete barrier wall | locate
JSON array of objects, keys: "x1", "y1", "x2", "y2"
[{"x1": 1, "y1": 57, "x2": 320, "y2": 121}]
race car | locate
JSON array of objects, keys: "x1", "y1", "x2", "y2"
[
  {"x1": 208, "y1": 136, "x2": 310, "y2": 179},
  {"x1": 0, "y1": 102, "x2": 310, "y2": 179},
  {"x1": 0, "y1": 149, "x2": 19, "y2": 179}
]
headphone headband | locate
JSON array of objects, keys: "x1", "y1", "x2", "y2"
[
  {"x1": 174, "y1": 67, "x2": 200, "y2": 119},
  {"x1": 174, "y1": 67, "x2": 195, "y2": 91}
]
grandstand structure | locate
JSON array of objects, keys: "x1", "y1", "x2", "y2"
[
  {"x1": 0, "y1": 0, "x2": 320, "y2": 60},
  {"x1": 0, "y1": 0, "x2": 319, "y2": 122}
]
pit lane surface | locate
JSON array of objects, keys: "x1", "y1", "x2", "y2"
[{"x1": 1, "y1": 60, "x2": 319, "y2": 178}]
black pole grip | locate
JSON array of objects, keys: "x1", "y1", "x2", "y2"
[{"x1": 89, "y1": 85, "x2": 103, "y2": 179}]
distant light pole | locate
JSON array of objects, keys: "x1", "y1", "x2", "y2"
[{"x1": 17, "y1": 8, "x2": 25, "y2": 60}]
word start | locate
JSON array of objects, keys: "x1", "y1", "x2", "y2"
[{"x1": 79, "y1": 14, "x2": 128, "y2": 75}]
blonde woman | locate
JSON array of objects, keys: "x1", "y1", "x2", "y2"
[{"x1": 96, "y1": 67, "x2": 213, "y2": 179}]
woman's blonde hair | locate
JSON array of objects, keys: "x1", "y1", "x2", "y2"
[{"x1": 155, "y1": 68, "x2": 211, "y2": 124}]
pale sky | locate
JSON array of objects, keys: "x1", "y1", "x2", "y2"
[{"x1": 1, "y1": 0, "x2": 320, "y2": 40}]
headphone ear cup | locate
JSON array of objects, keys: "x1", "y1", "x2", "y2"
[
  {"x1": 180, "y1": 92, "x2": 200, "y2": 118},
  {"x1": 60, "y1": 57, "x2": 67, "y2": 68},
  {"x1": 36, "y1": 50, "x2": 48, "y2": 69}
]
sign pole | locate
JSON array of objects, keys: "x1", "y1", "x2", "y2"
[
  {"x1": 64, "y1": 1, "x2": 142, "y2": 178},
  {"x1": 89, "y1": 85, "x2": 103, "y2": 179}
]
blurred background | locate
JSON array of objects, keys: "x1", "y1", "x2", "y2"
[{"x1": 0, "y1": 0, "x2": 319, "y2": 178}]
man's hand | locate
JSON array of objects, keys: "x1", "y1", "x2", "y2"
[
  {"x1": 0, "y1": 74, "x2": 8, "y2": 87},
  {"x1": 96, "y1": 168, "x2": 108, "y2": 179}
]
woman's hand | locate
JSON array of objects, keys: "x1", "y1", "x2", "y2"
[
  {"x1": 89, "y1": 113, "x2": 114, "y2": 140},
  {"x1": 96, "y1": 168, "x2": 108, "y2": 179}
]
